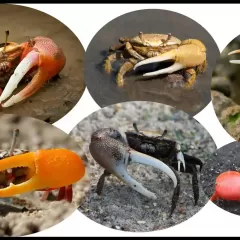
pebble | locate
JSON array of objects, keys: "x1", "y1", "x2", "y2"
[
  {"x1": 153, "y1": 203, "x2": 157, "y2": 207},
  {"x1": 137, "y1": 221, "x2": 146, "y2": 224}
]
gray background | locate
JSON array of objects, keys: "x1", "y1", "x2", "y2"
[{"x1": 85, "y1": 9, "x2": 220, "y2": 117}]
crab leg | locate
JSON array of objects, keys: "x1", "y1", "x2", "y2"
[
  {"x1": 116, "y1": 58, "x2": 138, "y2": 87},
  {"x1": 228, "y1": 49, "x2": 240, "y2": 64},
  {"x1": 0, "y1": 50, "x2": 44, "y2": 107}
]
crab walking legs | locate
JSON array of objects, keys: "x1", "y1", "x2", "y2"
[{"x1": 89, "y1": 128, "x2": 180, "y2": 216}]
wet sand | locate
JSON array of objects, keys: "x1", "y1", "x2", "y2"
[
  {"x1": 84, "y1": 9, "x2": 220, "y2": 117},
  {"x1": 0, "y1": 4, "x2": 85, "y2": 124},
  {"x1": 70, "y1": 101, "x2": 216, "y2": 232},
  {"x1": 0, "y1": 114, "x2": 90, "y2": 237}
]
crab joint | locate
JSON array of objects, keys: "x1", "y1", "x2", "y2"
[
  {"x1": 0, "y1": 148, "x2": 85, "y2": 197},
  {"x1": 228, "y1": 49, "x2": 240, "y2": 64}
]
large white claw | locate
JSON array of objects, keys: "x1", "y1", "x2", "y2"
[
  {"x1": 129, "y1": 150, "x2": 178, "y2": 189},
  {"x1": 0, "y1": 50, "x2": 39, "y2": 106},
  {"x1": 115, "y1": 163, "x2": 157, "y2": 200}
]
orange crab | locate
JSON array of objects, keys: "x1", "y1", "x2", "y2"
[
  {"x1": 0, "y1": 130, "x2": 86, "y2": 202},
  {"x1": 0, "y1": 30, "x2": 66, "y2": 107},
  {"x1": 210, "y1": 171, "x2": 240, "y2": 202}
]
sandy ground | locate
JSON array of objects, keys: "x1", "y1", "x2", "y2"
[
  {"x1": 84, "y1": 9, "x2": 220, "y2": 117},
  {"x1": 200, "y1": 142, "x2": 240, "y2": 216},
  {"x1": 0, "y1": 4, "x2": 85, "y2": 124},
  {"x1": 70, "y1": 101, "x2": 216, "y2": 232},
  {"x1": 0, "y1": 114, "x2": 90, "y2": 237}
]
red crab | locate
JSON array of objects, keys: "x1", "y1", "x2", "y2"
[
  {"x1": 0, "y1": 30, "x2": 66, "y2": 107},
  {"x1": 210, "y1": 171, "x2": 240, "y2": 202}
]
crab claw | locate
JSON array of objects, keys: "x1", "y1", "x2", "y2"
[
  {"x1": 89, "y1": 128, "x2": 178, "y2": 200},
  {"x1": 176, "y1": 143, "x2": 186, "y2": 172},
  {"x1": 0, "y1": 148, "x2": 85, "y2": 198},
  {"x1": 210, "y1": 171, "x2": 240, "y2": 202},
  {"x1": 0, "y1": 36, "x2": 66, "y2": 107},
  {"x1": 228, "y1": 49, "x2": 240, "y2": 64},
  {"x1": 133, "y1": 41, "x2": 206, "y2": 77}
]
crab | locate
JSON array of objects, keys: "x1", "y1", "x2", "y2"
[
  {"x1": 210, "y1": 171, "x2": 240, "y2": 202},
  {"x1": 125, "y1": 123, "x2": 204, "y2": 206},
  {"x1": 0, "y1": 129, "x2": 86, "y2": 203},
  {"x1": 228, "y1": 49, "x2": 240, "y2": 64},
  {"x1": 0, "y1": 30, "x2": 66, "y2": 108},
  {"x1": 104, "y1": 32, "x2": 207, "y2": 88},
  {"x1": 89, "y1": 127, "x2": 181, "y2": 216}
]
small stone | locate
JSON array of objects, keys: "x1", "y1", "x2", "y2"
[
  {"x1": 137, "y1": 221, "x2": 146, "y2": 224},
  {"x1": 153, "y1": 202, "x2": 157, "y2": 207}
]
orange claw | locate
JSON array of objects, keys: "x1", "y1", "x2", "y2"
[
  {"x1": 0, "y1": 148, "x2": 85, "y2": 202},
  {"x1": 210, "y1": 171, "x2": 240, "y2": 202},
  {"x1": 0, "y1": 36, "x2": 66, "y2": 107}
]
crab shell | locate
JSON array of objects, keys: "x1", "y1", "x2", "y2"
[{"x1": 126, "y1": 33, "x2": 182, "y2": 47}]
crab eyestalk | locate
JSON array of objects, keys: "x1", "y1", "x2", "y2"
[
  {"x1": 228, "y1": 49, "x2": 240, "y2": 64},
  {"x1": 0, "y1": 148, "x2": 86, "y2": 199},
  {"x1": 89, "y1": 128, "x2": 179, "y2": 215}
]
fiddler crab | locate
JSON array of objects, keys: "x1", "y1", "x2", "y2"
[
  {"x1": 0, "y1": 30, "x2": 66, "y2": 108},
  {"x1": 0, "y1": 129, "x2": 86, "y2": 202},
  {"x1": 210, "y1": 171, "x2": 240, "y2": 202},
  {"x1": 89, "y1": 123, "x2": 203, "y2": 216},
  {"x1": 104, "y1": 32, "x2": 207, "y2": 88},
  {"x1": 228, "y1": 49, "x2": 240, "y2": 65}
]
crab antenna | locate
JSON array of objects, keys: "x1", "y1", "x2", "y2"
[
  {"x1": 3, "y1": 30, "x2": 9, "y2": 53},
  {"x1": 9, "y1": 129, "x2": 20, "y2": 156}
]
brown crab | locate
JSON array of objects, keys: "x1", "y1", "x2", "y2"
[{"x1": 104, "y1": 32, "x2": 207, "y2": 88}]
